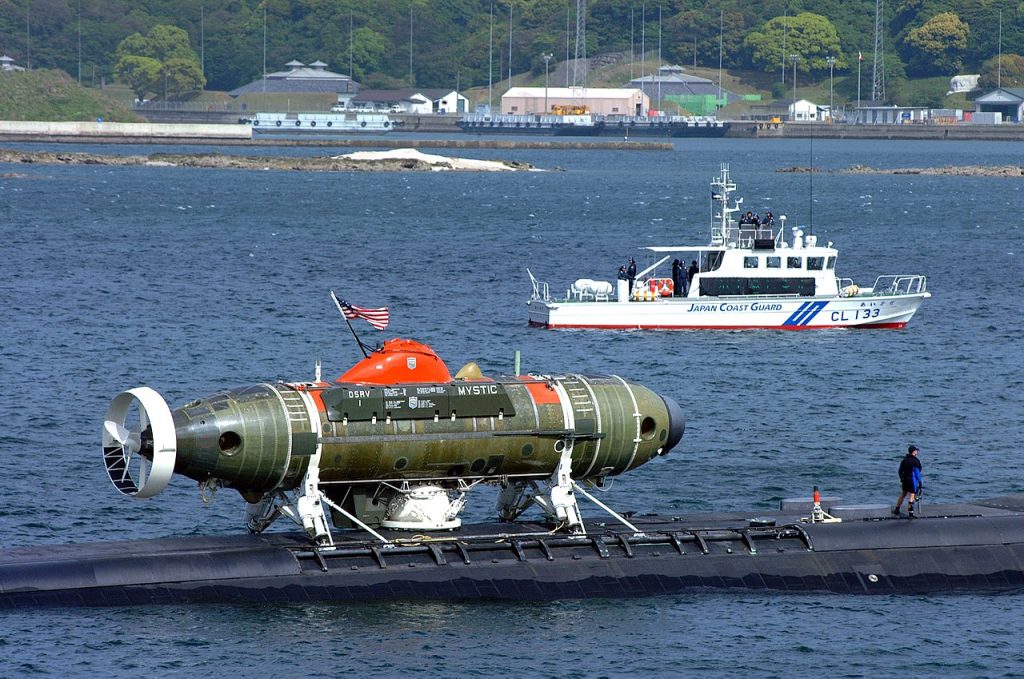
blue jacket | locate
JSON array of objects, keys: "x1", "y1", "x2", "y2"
[{"x1": 899, "y1": 454, "x2": 923, "y2": 492}]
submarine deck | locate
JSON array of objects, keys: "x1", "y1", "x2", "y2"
[{"x1": 3, "y1": 495, "x2": 1024, "y2": 606}]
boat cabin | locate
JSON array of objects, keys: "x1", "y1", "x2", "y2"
[{"x1": 642, "y1": 165, "x2": 840, "y2": 298}]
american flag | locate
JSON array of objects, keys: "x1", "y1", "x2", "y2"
[{"x1": 331, "y1": 291, "x2": 390, "y2": 330}]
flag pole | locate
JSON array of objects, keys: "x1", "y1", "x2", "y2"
[{"x1": 331, "y1": 290, "x2": 370, "y2": 358}]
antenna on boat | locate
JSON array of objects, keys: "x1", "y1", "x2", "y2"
[{"x1": 808, "y1": 120, "x2": 814, "y2": 235}]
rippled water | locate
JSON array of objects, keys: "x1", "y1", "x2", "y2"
[{"x1": 1, "y1": 137, "x2": 1022, "y2": 675}]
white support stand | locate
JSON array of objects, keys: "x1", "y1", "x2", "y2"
[
  {"x1": 245, "y1": 466, "x2": 338, "y2": 546},
  {"x1": 534, "y1": 440, "x2": 585, "y2": 532},
  {"x1": 496, "y1": 439, "x2": 585, "y2": 533},
  {"x1": 292, "y1": 466, "x2": 334, "y2": 545}
]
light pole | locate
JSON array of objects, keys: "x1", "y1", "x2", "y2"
[
  {"x1": 826, "y1": 56, "x2": 836, "y2": 121},
  {"x1": 542, "y1": 53, "x2": 552, "y2": 114},
  {"x1": 789, "y1": 54, "x2": 799, "y2": 118}
]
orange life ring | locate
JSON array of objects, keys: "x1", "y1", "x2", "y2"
[{"x1": 648, "y1": 277, "x2": 674, "y2": 297}]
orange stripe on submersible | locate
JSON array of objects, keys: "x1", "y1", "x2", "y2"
[{"x1": 522, "y1": 379, "x2": 562, "y2": 405}]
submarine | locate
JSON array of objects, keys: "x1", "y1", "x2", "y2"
[{"x1": 1, "y1": 339, "x2": 1023, "y2": 606}]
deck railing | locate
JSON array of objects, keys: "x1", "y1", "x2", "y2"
[
  {"x1": 712, "y1": 224, "x2": 780, "y2": 249},
  {"x1": 527, "y1": 269, "x2": 549, "y2": 301},
  {"x1": 871, "y1": 275, "x2": 928, "y2": 296}
]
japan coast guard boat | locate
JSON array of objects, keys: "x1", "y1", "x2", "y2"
[{"x1": 527, "y1": 164, "x2": 930, "y2": 330}]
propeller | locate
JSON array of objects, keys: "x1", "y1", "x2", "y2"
[{"x1": 102, "y1": 387, "x2": 176, "y2": 499}]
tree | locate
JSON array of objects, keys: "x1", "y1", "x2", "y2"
[
  {"x1": 978, "y1": 54, "x2": 1024, "y2": 90},
  {"x1": 114, "y1": 55, "x2": 162, "y2": 101},
  {"x1": 350, "y1": 27, "x2": 391, "y2": 82},
  {"x1": 744, "y1": 13, "x2": 845, "y2": 76},
  {"x1": 113, "y1": 24, "x2": 205, "y2": 99},
  {"x1": 903, "y1": 12, "x2": 968, "y2": 77},
  {"x1": 162, "y1": 57, "x2": 205, "y2": 97}
]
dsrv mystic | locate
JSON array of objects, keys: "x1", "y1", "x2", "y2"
[{"x1": 101, "y1": 338, "x2": 684, "y2": 545}]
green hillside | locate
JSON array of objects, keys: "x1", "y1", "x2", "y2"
[
  {"x1": 0, "y1": 1, "x2": 1018, "y2": 98},
  {"x1": 0, "y1": 69, "x2": 141, "y2": 122}
]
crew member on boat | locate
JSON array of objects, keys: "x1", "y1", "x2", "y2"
[
  {"x1": 626, "y1": 257, "x2": 637, "y2": 295},
  {"x1": 672, "y1": 258, "x2": 686, "y2": 297}
]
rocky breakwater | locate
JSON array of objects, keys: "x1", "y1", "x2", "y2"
[
  {"x1": 0, "y1": 147, "x2": 536, "y2": 172},
  {"x1": 778, "y1": 164, "x2": 1023, "y2": 177}
]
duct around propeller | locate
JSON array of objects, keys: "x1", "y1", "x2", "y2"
[{"x1": 102, "y1": 387, "x2": 176, "y2": 499}]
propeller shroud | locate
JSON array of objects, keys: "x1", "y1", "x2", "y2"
[{"x1": 102, "y1": 387, "x2": 176, "y2": 499}]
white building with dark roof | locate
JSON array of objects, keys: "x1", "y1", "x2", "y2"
[
  {"x1": 0, "y1": 55, "x2": 25, "y2": 72},
  {"x1": 975, "y1": 88, "x2": 1024, "y2": 123},
  {"x1": 351, "y1": 88, "x2": 469, "y2": 114},
  {"x1": 229, "y1": 60, "x2": 357, "y2": 96}
]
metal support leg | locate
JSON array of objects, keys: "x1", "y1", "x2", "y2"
[
  {"x1": 245, "y1": 491, "x2": 284, "y2": 534},
  {"x1": 532, "y1": 440, "x2": 585, "y2": 533},
  {"x1": 294, "y1": 466, "x2": 333, "y2": 546}
]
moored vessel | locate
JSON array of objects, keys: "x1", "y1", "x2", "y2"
[
  {"x1": 527, "y1": 164, "x2": 930, "y2": 330},
  {"x1": 457, "y1": 111, "x2": 604, "y2": 136},
  {"x1": 457, "y1": 111, "x2": 729, "y2": 138},
  {"x1": 245, "y1": 111, "x2": 397, "y2": 134}
]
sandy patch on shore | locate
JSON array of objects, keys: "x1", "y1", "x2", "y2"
[{"x1": 335, "y1": 148, "x2": 526, "y2": 171}]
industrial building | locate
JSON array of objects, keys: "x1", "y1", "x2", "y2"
[
  {"x1": 501, "y1": 87, "x2": 649, "y2": 116},
  {"x1": 229, "y1": 60, "x2": 358, "y2": 98},
  {"x1": 628, "y1": 64, "x2": 742, "y2": 115},
  {"x1": 974, "y1": 88, "x2": 1024, "y2": 123}
]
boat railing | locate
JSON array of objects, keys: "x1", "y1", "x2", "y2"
[
  {"x1": 527, "y1": 268, "x2": 550, "y2": 301},
  {"x1": 871, "y1": 275, "x2": 928, "y2": 296},
  {"x1": 714, "y1": 224, "x2": 779, "y2": 249}
]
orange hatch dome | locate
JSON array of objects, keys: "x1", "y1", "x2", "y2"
[{"x1": 336, "y1": 338, "x2": 453, "y2": 385}]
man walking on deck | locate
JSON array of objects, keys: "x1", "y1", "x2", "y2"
[{"x1": 893, "y1": 444, "x2": 923, "y2": 518}]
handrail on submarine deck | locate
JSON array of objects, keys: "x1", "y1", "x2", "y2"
[{"x1": 290, "y1": 523, "x2": 818, "y2": 567}]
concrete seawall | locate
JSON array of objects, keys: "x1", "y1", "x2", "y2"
[
  {"x1": 0, "y1": 119, "x2": 670, "y2": 150},
  {"x1": 3, "y1": 117, "x2": 1021, "y2": 145},
  {"x1": 0, "y1": 120, "x2": 251, "y2": 140}
]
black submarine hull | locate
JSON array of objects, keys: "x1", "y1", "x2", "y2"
[{"x1": 3, "y1": 496, "x2": 1024, "y2": 606}]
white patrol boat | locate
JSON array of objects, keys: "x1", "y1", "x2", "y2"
[{"x1": 527, "y1": 164, "x2": 930, "y2": 330}]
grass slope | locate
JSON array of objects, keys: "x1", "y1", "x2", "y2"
[{"x1": 0, "y1": 69, "x2": 142, "y2": 122}]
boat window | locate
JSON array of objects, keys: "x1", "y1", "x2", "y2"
[
  {"x1": 827, "y1": 256, "x2": 836, "y2": 270},
  {"x1": 787, "y1": 257, "x2": 802, "y2": 269},
  {"x1": 807, "y1": 257, "x2": 825, "y2": 271},
  {"x1": 766, "y1": 257, "x2": 781, "y2": 269},
  {"x1": 699, "y1": 277, "x2": 816, "y2": 297},
  {"x1": 703, "y1": 251, "x2": 725, "y2": 272},
  {"x1": 744, "y1": 256, "x2": 759, "y2": 269}
]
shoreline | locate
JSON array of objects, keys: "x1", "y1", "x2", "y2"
[
  {"x1": 0, "y1": 147, "x2": 541, "y2": 172},
  {"x1": 778, "y1": 164, "x2": 1022, "y2": 177}
]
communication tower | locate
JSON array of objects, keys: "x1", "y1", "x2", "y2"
[
  {"x1": 871, "y1": 0, "x2": 885, "y2": 102},
  {"x1": 572, "y1": 0, "x2": 587, "y2": 90}
]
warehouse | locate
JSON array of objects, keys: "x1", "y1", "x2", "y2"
[{"x1": 501, "y1": 87, "x2": 649, "y2": 116}]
